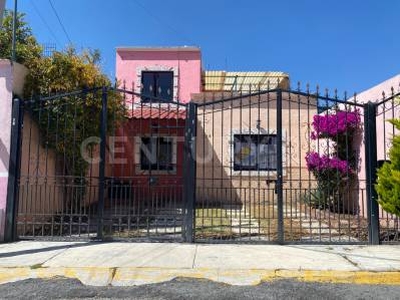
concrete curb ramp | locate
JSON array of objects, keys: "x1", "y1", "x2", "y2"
[{"x1": 1, "y1": 267, "x2": 400, "y2": 286}]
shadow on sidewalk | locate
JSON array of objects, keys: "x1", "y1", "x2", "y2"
[{"x1": 0, "y1": 241, "x2": 111, "y2": 258}]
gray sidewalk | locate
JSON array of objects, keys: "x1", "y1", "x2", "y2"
[{"x1": 0, "y1": 241, "x2": 399, "y2": 286}]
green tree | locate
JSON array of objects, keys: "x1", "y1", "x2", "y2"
[
  {"x1": 1, "y1": 9, "x2": 125, "y2": 183},
  {"x1": 376, "y1": 118, "x2": 400, "y2": 217},
  {"x1": 0, "y1": 10, "x2": 42, "y2": 65},
  {"x1": 24, "y1": 48, "x2": 125, "y2": 178}
]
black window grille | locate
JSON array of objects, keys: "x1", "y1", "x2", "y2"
[
  {"x1": 141, "y1": 71, "x2": 173, "y2": 102},
  {"x1": 140, "y1": 137, "x2": 174, "y2": 171}
]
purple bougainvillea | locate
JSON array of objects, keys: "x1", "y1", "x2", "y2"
[
  {"x1": 304, "y1": 109, "x2": 360, "y2": 212},
  {"x1": 305, "y1": 152, "x2": 351, "y2": 175},
  {"x1": 310, "y1": 110, "x2": 360, "y2": 139}
]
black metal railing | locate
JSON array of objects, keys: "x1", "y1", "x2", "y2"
[{"x1": 6, "y1": 83, "x2": 400, "y2": 244}]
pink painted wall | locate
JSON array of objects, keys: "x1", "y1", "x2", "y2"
[
  {"x1": 0, "y1": 61, "x2": 12, "y2": 241},
  {"x1": 0, "y1": 60, "x2": 27, "y2": 241},
  {"x1": 350, "y1": 74, "x2": 400, "y2": 218},
  {"x1": 115, "y1": 47, "x2": 202, "y2": 104}
]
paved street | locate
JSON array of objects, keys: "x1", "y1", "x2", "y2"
[{"x1": 1, "y1": 277, "x2": 400, "y2": 300}]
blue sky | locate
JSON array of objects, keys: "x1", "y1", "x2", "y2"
[{"x1": 4, "y1": 0, "x2": 400, "y2": 96}]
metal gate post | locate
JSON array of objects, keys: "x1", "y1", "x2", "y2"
[
  {"x1": 364, "y1": 102, "x2": 380, "y2": 245},
  {"x1": 5, "y1": 98, "x2": 23, "y2": 242},
  {"x1": 97, "y1": 87, "x2": 108, "y2": 240},
  {"x1": 183, "y1": 102, "x2": 197, "y2": 243},
  {"x1": 276, "y1": 90, "x2": 284, "y2": 244}
]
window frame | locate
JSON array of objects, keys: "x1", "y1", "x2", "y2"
[
  {"x1": 229, "y1": 129, "x2": 286, "y2": 177},
  {"x1": 233, "y1": 134, "x2": 278, "y2": 172},
  {"x1": 135, "y1": 136, "x2": 177, "y2": 175},
  {"x1": 135, "y1": 66, "x2": 179, "y2": 103},
  {"x1": 140, "y1": 71, "x2": 174, "y2": 103}
]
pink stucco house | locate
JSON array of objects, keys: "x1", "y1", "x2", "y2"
[
  {"x1": 110, "y1": 47, "x2": 202, "y2": 203},
  {"x1": 349, "y1": 74, "x2": 400, "y2": 221},
  {"x1": 116, "y1": 46, "x2": 202, "y2": 104},
  {"x1": 112, "y1": 46, "x2": 291, "y2": 207}
]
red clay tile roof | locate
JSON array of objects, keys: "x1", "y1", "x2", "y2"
[{"x1": 128, "y1": 107, "x2": 187, "y2": 119}]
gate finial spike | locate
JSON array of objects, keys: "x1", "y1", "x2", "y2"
[
  {"x1": 306, "y1": 83, "x2": 310, "y2": 93},
  {"x1": 391, "y1": 86, "x2": 394, "y2": 96},
  {"x1": 297, "y1": 81, "x2": 301, "y2": 91}
]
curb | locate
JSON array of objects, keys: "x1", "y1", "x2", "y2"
[{"x1": 1, "y1": 267, "x2": 399, "y2": 286}]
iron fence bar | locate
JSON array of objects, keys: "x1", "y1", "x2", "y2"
[
  {"x1": 282, "y1": 89, "x2": 365, "y2": 108},
  {"x1": 183, "y1": 102, "x2": 197, "y2": 242},
  {"x1": 364, "y1": 102, "x2": 380, "y2": 245},
  {"x1": 276, "y1": 89, "x2": 284, "y2": 244},
  {"x1": 375, "y1": 91, "x2": 400, "y2": 106},
  {"x1": 112, "y1": 88, "x2": 187, "y2": 107},
  {"x1": 197, "y1": 88, "x2": 365, "y2": 108},
  {"x1": 97, "y1": 87, "x2": 108, "y2": 240},
  {"x1": 23, "y1": 87, "x2": 103, "y2": 104},
  {"x1": 196, "y1": 89, "x2": 279, "y2": 107},
  {"x1": 5, "y1": 98, "x2": 23, "y2": 242}
]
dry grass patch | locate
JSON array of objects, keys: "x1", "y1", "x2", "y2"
[{"x1": 195, "y1": 208, "x2": 233, "y2": 239}]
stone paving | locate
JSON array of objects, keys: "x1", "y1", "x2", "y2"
[{"x1": 84, "y1": 204, "x2": 361, "y2": 242}]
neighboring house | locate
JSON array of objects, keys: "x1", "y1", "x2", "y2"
[{"x1": 348, "y1": 74, "x2": 400, "y2": 219}]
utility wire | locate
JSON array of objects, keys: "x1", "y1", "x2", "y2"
[
  {"x1": 30, "y1": 0, "x2": 61, "y2": 47},
  {"x1": 48, "y1": 0, "x2": 72, "y2": 45},
  {"x1": 132, "y1": 0, "x2": 196, "y2": 46}
]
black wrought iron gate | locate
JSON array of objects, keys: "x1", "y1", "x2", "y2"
[
  {"x1": 7, "y1": 87, "x2": 189, "y2": 241},
  {"x1": 5, "y1": 86, "x2": 400, "y2": 244},
  {"x1": 189, "y1": 87, "x2": 399, "y2": 244}
]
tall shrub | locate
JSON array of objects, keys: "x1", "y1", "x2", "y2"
[{"x1": 376, "y1": 119, "x2": 400, "y2": 217}]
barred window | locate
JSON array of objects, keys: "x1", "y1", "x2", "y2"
[{"x1": 233, "y1": 134, "x2": 277, "y2": 171}]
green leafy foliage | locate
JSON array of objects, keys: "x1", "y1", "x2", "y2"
[
  {"x1": 23, "y1": 47, "x2": 126, "y2": 179},
  {"x1": 1, "y1": 10, "x2": 126, "y2": 179},
  {"x1": 0, "y1": 10, "x2": 42, "y2": 65},
  {"x1": 301, "y1": 188, "x2": 330, "y2": 210},
  {"x1": 376, "y1": 119, "x2": 400, "y2": 217}
]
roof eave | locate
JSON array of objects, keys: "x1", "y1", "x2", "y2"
[{"x1": 116, "y1": 46, "x2": 201, "y2": 52}]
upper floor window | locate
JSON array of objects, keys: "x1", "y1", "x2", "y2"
[{"x1": 141, "y1": 71, "x2": 173, "y2": 102}]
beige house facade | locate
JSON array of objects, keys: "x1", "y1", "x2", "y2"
[{"x1": 191, "y1": 90, "x2": 318, "y2": 206}]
